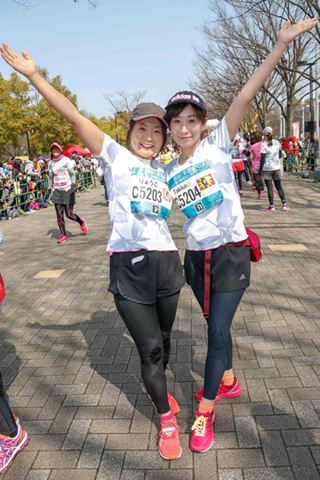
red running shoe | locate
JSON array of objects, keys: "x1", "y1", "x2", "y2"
[
  {"x1": 57, "y1": 235, "x2": 69, "y2": 244},
  {"x1": 158, "y1": 416, "x2": 182, "y2": 460},
  {"x1": 167, "y1": 391, "x2": 180, "y2": 415},
  {"x1": 195, "y1": 378, "x2": 242, "y2": 403},
  {"x1": 190, "y1": 409, "x2": 215, "y2": 453},
  {"x1": 80, "y1": 219, "x2": 88, "y2": 234},
  {"x1": 148, "y1": 391, "x2": 180, "y2": 415}
]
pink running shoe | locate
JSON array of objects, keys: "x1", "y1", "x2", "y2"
[
  {"x1": 148, "y1": 391, "x2": 180, "y2": 415},
  {"x1": 195, "y1": 378, "x2": 242, "y2": 403},
  {"x1": 0, "y1": 423, "x2": 29, "y2": 473},
  {"x1": 158, "y1": 417, "x2": 182, "y2": 460},
  {"x1": 190, "y1": 409, "x2": 215, "y2": 453},
  {"x1": 168, "y1": 391, "x2": 180, "y2": 415},
  {"x1": 258, "y1": 193, "x2": 263, "y2": 199},
  {"x1": 12, "y1": 411, "x2": 19, "y2": 425},
  {"x1": 57, "y1": 235, "x2": 69, "y2": 244},
  {"x1": 282, "y1": 204, "x2": 290, "y2": 211},
  {"x1": 265, "y1": 205, "x2": 275, "y2": 212},
  {"x1": 273, "y1": 192, "x2": 278, "y2": 198},
  {"x1": 81, "y1": 219, "x2": 88, "y2": 234}
]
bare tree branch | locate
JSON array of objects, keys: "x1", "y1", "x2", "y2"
[
  {"x1": 191, "y1": 0, "x2": 319, "y2": 136},
  {"x1": 103, "y1": 90, "x2": 147, "y2": 128}
]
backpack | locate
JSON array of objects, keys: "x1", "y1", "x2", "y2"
[{"x1": 245, "y1": 228, "x2": 261, "y2": 262}]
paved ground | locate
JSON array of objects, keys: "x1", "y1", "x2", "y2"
[{"x1": 1, "y1": 174, "x2": 320, "y2": 480}]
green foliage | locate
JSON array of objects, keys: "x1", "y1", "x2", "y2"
[
  {"x1": 0, "y1": 68, "x2": 127, "y2": 156},
  {"x1": 0, "y1": 72, "x2": 35, "y2": 154}
]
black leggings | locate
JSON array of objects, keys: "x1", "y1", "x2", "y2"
[
  {"x1": 253, "y1": 173, "x2": 264, "y2": 194},
  {"x1": 0, "y1": 371, "x2": 17, "y2": 437},
  {"x1": 114, "y1": 293, "x2": 180, "y2": 414},
  {"x1": 192, "y1": 287, "x2": 245, "y2": 400},
  {"x1": 234, "y1": 171, "x2": 243, "y2": 191},
  {"x1": 264, "y1": 179, "x2": 286, "y2": 205},
  {"x1": 54, "y1": 204, "x2": 83, "y2": 236}
]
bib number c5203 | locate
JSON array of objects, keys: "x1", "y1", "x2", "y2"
[{"x1": 131, "y1": 166, "x2": 172, "y2": 219}]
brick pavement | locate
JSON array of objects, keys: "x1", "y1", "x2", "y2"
[{"x1": 0, "y1": 174, "x2": 320, "y2": 479}]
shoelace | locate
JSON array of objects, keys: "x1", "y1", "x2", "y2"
[
  {"x1": 160, "y1": 422, "x2": 180, "y2": 439},
  {"x1": 191, "y1": 415, "x2": 208, "y2": 436},
  {"x1": 0, "y1": 439, "x2": 13, "y2": 457}
]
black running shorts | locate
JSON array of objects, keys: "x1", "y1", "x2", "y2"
[
  {"x1": 184, "y1": 244, "x2": 250, "y2": 292},
  {"x1": 108, "y1": 250, "x2": 185, "y2": 304},
  {"x1": 52, "y1": 188, "x2": 76, "y2": 205}
]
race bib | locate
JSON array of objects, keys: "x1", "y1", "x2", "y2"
[
  {"x1": 131, "y1": 167, "x2": 172, "y2": 219},
  {"x1": 53, "y1": 171, "x2": 70, "y2": 188},
  {"x1": 168, "y1": 160, "x2": 223, "y2": 218},
  {"x1": 230, "y1": 148, "x2": 242, "y2": 163}
]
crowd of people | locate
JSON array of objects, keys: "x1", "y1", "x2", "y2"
[
  {"x1": 0, "y1": 150, "x2": 99, "y2": 221},
  {"x1": 0, "y1": 15, "x2": 317, "y2": 474},
  {"x1": 227, "y1": 128, "x2": 319, "y2": 211}
]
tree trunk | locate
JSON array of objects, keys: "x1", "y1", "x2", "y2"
[{"x1": 286, "y1": 92, "x2": 294, "y2": 138}]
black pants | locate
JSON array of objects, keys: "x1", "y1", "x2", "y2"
[
  {"x1": 192, "y1": 288, "x2": 245, "y2": 400},
  {"x1": 253, "y1": 174, "x2": 264, "y2": 194},
  {"x1": 234, "y1": 171, "x2": 243, "y2": 191},
  {"x1": 0, "y1": 371, "x2": 17, "y2": 437},
  {"x1": 114, "y1": 292, "x2": 179, "y2": 414},
  {"x1": 264, "y1": 179, "x2": 285, "y2": 205},
  {"x1": 54, "y1": 204, "x2": 83, "y2": 236},
  {"x1": 243, "y1": 161, "x2": 250, "y2": 181}
]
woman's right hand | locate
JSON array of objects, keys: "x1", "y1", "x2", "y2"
[{"x1": 0, "y1": 43, "x2": 37, "y2": 79}]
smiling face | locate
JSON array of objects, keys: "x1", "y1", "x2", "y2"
[
  {"x1": 168, "y1": 104, "x2": 206, "y2": 152},
  {"x1": 129, "y1": 117, "x2": 164, "y2": 160},
  {"x1": 51, "y1": 146, "x2": 61, "y2": 159}
]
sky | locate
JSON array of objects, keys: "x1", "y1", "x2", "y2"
[{"x1": 1, "y1": 0, "x2": 210, "y2": 119}]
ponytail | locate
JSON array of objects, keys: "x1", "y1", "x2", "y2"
[{"x1": 267, "y1": 134, "x2": 273, "y2": 147}]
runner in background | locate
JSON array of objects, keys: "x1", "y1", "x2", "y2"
[
  {"x1": 259, "y1": 127, "x2": 289, "y2": 211},
  {"x1": 249, "y1": 131, "x2": 264, "y2": 199},
  {"x1": 230, "y1": 137, "x2": 245, "y2": 195},
  {"x1": 161, "y1": 146, "x2": 173, "y2": 165},
  {"x1": 48, "y1": 142, "x2": 88, "y2": 243}
]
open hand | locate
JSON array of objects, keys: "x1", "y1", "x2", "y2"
[
  {"x1": 278, "y1": 18, "x2": 317, "y2": 46},
  {"x1": 0, "y1": 43, "x2": 37, "y2": 79}
]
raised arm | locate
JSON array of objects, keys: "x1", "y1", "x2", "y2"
[
  {"x1": 225, "y1": 18, "x2": 317, "y2": 140},
  {"x1": 0, "y1": 43, "x2": 104, "y2": 156}
]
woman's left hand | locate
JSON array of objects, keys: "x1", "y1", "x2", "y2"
[{"x1": 277, "y1": 18, "x2": 317, "y2": 46}]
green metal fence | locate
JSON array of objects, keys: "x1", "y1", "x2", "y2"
[{"x1": 0, "y1": 166, "x2": 99, "y2": 220}]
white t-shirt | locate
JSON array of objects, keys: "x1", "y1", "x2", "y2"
[
  {"x1": 99, "y1": 134, "x2": 177, "y2": 253},
  {"x1": 261, "y1": 140, "x2": 281, "y2": 171},
  {"x1": 165, "y1": 118, "x2": 247, "y2": 251},
  {"x1": 48, "y1": 156, "x2": 73, "y2": 191}
]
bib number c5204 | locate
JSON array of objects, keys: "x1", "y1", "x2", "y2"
[
  {"x1": 175, "y1": 185, "x2": 202, "y2": 209},
  {"x1": 168, "y1": 160, "x2": 223, "y2": 218}
]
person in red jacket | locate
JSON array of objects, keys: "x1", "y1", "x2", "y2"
[{"x1": 280, "y1": 137, "x2": 292, "y2": 171}]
